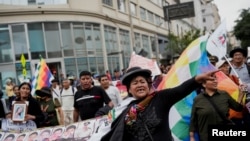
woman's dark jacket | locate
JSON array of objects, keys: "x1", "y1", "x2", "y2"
[
  {"x1": 101, "y1": 77, "x2": 200, "y2": 141},
  {"x1": 16, "y1": 96, "x2": 44, "y2": 128}
]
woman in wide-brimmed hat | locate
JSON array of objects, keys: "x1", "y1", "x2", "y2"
[
  {"x1": 101, "y1": 66, "x2": 218, "y2": 141},
  {"x1": 36, "y1": 87, "x2": 64, "y2": 127}
]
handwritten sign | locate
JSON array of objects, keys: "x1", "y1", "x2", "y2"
[{"x1": 1, "y1": 119, "x2": 37, "y2": 133}]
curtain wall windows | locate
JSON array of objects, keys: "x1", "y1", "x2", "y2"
[
  {"x1": 119, "y1": 29, "x2": 131, "y2": 69},
  {"x1": 12, "y1": 24, "x2": 29, "y2": 61},
  {"x1": 27, "y1": 23, "x2": 46, "y2": 59},
  {"x1": 64, "y1": 58, "x2": 77, "y2": 77},
  {"x1": 104, "y1": 26, "x2": 118, "y2": 53},
  {"x1": 76, "y1": 57, "x2": 88, "y2": 75},
  {"x1": 0, "y1": 25, "x2": 13, "y2": 63},
  {"x1": 0, "y1": 0, "x2": 68, "y2": 5},
  {"x1": 102, "y1": 0, "x2": 113, "y2": 7},
  {"x1": 117, "y1": 0, "x2": 126, "y2": 13},
  {"x1": 73, "y1": 22, "x2": 86, "y2": 56},
  {"x1": 44, "y1": 22, "x2": 62, "y2": 58},
  {"x1": 61, "y1": 22, "x2": 74, "y2": 57}
]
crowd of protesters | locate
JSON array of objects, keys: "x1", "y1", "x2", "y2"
[{"x1": 0, "y1": 47, "x2": 249, "y2": 141}]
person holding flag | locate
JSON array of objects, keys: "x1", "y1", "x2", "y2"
[
  {"x1": 215, "y1": 59, "x2": 246, "y2": 125},
  {"x1": 229, "y1": 47, "x2": 250, "y2": 126},
  {"x1": 101, "y1": 66, "x2": 218, "y2": 141}
]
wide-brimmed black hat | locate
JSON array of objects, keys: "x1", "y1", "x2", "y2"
[
  {"x1": 121, "y1": 66, "x2": 151, "y2": 86},
  {"x1": 229, "y1": 47, "x2": 247, "y2": 58},
  {"x1": 35, "y1": 87, "x2": 52, "y2": 97}
]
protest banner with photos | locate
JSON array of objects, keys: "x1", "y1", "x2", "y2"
[
  {"x1": 0, "y1": 115, "x2": 112, "y2": 141},
  {"x1": 1, "y1": 119, "x2": 37, "y2": 133}
]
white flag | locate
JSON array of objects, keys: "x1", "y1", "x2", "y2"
[{"x1": 206, "y1": 20, "x2": 227, "y2": 59}]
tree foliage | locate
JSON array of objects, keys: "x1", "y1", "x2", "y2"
[
  {"x1": 168, "y1": 29, "x2": 201, "y2": 54},
  {"x1": 233, "y1": 8, "x2": 250, "y2": 49}
]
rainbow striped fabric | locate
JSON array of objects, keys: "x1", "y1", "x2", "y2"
[
  {"x1": 215, "y1": 71, "x2": 245, "y2": 118},
  {"x1": 31, "y1": 56, "x2": 54, "y2": 96},
  {"x1": 157, "y1": 35, "x2": 215, "y2": 141}
]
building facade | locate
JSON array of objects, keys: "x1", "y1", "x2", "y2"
[
  {"x1": 0, "y1": 0, "x2": 172, "y2": 87},
  {"x1": 0, "y1": 0, "x2": 206, "y2": 89},
  {"x1": 201, "y1": 0, "x2": 220, "y2": 33}
]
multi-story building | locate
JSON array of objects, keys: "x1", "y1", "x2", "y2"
[
  {"x1": 201, "y1": 0, "x2": 220, "y2": 33},
  {"x1": 0, "y1": 0, "x2": 203, "y2": 89}
]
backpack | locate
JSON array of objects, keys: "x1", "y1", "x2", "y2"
[
  {"x1": 60, "y1": 86, "x2": 75, "y2": 96},
  {"x1": 59, "y1": 86, "x2": 76, "y2": 106}
]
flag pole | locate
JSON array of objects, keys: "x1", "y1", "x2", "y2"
[
  {"x1": 223, "y1": 55, "x2": 244, "y2": 84},
  {"x1": 211, "y1": 41, "x2": 243, "y2": 85}
]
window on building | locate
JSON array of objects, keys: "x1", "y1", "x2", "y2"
[
  {"x1": 65, "y1": 58, "x2": 77, "y2": 77},
  {"x1": 134, "y1": 32, "x2": 141, "y2": 53},
  {"x1": 102, "y1": 0, "x2": 113, "y2": 7},
  {"x1": 84, "y1": 23, "x2": 102, "y2": 57},
  {"x1": 27, "y1": 23, "x2": 46, "y2": 59},
  {"x1": 97, "y1": 57, "x2": 105, "y2": 74},
  {"x1": 104, "y1": 25, "x2": 118, "y2": 53},
  {"x1": 85, "y1": 23, "x2": 93, "y2": 51},
  {"x1": 93, "y1": 24, "x2": 102, "y2": 52},
  {"x1": 117, "y1": 0, "x2": 126, "y2": 12},
  {"x1": 142, "y1": 35, "x2": 150, "y2": 58},
  {"x1": 10, "y1": 0, "x2": 26, "y2": 5},
  {"x1": 119, "y1": 29, "x2": 131, "y2": 68},
  {"x1": 203, "y1": 18, "x2": 206, "y2": 22},
  {"x1": 44, "y1": 22, "x2": 62, "y2": 58},
  {"x1": 72, "y1": 22, "x2": 87, "y2": 57},
  {"x1": 77, "y1": 57, "x2": 88, "y2": 74},
  {"x1": 150, "y1": 36, "x2": 156, "y2": 52},
  {"x1": 108, "y1": 57, "x2": 120, "y2": 75},
  {"x1": 0, "y1": 25, "x2": 13, "y2": 63},
  {"x1": 155, "y1": 15, "x2": 161, "y2": 26},
  {"x1": 61, "y1": 22, "x2": 74, "y2": 57},
  {"x1": 130, "y1": 2, "x2": 137, "y2": 16},
  {"x1": 0, "y1": 0, "x2": 67, "y2": 5},
  {"x1": 105, "y1": 25, "x2": 119, "y2": 72},
  {"x1": 89, "y1": 57, "x2": 97, "y2": 73},
  {"x1": 148, "y1": 11, "x2": 154, "y2": 23},
  {"x1": 140, "y1": 7, "x2": 147, "y2": 21},
  {"x1": 33, "y1": 0, "x2": 67, "y2": 5},
  {"x1": 11, "y1": 24, "x2": 29, "y2": 61},
  {"x1": 28, "y1": 0, "x2": 36, "y2": 5},
  {"x1": 160, "y1": 18, "x2": 165, "y2": 28}
]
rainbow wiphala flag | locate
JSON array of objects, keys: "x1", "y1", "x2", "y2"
[
  {"x1": 157, "y1": 35, "x2": 215, "y2": 141},
  {"x1": 31, "y1": 56, "x2": 54, "y2": 96}
]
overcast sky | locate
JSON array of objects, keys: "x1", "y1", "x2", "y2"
[{"x1": 213, "y1": 0, "x2": 250, "y2": 31}]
